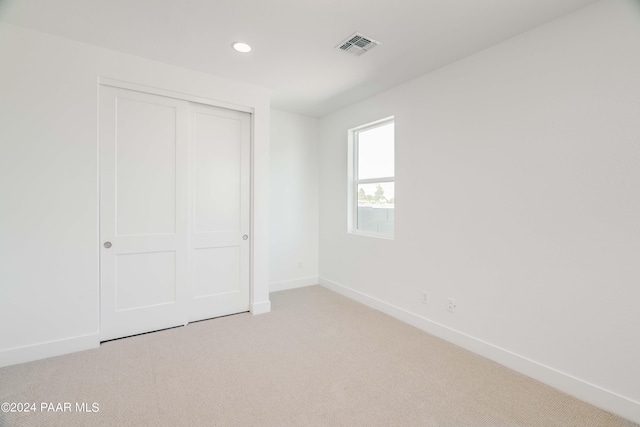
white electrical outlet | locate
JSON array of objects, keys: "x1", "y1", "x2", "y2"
[
  {"x1": 447, "y1": 298, "x2": 456, "y2": 313},
  {"x1": 422, "y1": 291, "x2": 429, "y2": 304}
]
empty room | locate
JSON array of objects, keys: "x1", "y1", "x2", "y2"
[{"x1": 0, "y1": 0, "x2": 639, "y2": 425}]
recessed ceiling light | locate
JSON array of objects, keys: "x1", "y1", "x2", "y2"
[{"x1": 232, "y1": 42, "x2": 252, "y2": 53}]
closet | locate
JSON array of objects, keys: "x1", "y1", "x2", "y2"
[{"x1": 99, "y1": 85, "x2": 250, "y2": 341}]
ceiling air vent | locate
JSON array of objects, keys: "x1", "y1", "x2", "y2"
[{"x1": 336, "y1": 32, "x2": 380, "y2": 57}]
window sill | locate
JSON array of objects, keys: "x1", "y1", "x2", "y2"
[{"x1": 348, "y1": 230, "x2": 394, "y2": 240}]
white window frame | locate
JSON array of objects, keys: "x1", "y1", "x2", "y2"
[{"x1": 347, "y1": 116, "x2": 395, "y2": 239}]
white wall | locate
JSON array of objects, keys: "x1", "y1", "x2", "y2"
[
  {"x1": 269, "y1": 110, "x2": 319, "y2": 291},
  {"x1": 318, "y1": 0, "x2": 640, "y2": 422},
  {"x1": 0, "y1": 23, "x2": 271, "y2": 367}
]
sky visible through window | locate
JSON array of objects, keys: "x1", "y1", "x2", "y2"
[{"x1": 358, "y1": 122, "x2": 394, "y2": 201}]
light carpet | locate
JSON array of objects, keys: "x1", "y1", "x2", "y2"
[{"x1": 0, "y1": 286, "x2": 636, "y2": 426}]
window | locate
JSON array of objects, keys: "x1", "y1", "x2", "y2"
[{"x1": 348, "y1": 117, "x2": 394, "y2": 238}]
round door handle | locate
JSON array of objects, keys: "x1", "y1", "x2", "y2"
[
  {"x1": 242, "y1": 235, "x2": 248, "y2": 240},
  {"x1": 103, "y1": 242, "x2": 112, "y2": 249}
]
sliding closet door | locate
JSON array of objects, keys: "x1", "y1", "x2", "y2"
[
  {"x1": 188, "y1": 103, "x2": 251, "y2": 321},
  {"x1": 100, "y1": 86, "x2": 251, "y2": 341},
  {"x1": 99, "y1": 86, "x2": 189, "y2": 341}
]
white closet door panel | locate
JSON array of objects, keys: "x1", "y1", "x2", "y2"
[
  {"x1": 116, "y1": 97, "x2": 177, "y2": 236},
  {"x1": 188, "y1": 103, "x2": 251, "y2": 322},
  {"x1": 194, "y1": 112, "x2": 241, "y2": 233},
  {"x1": 100, "y1": 86, "x2": 189, "y2": 341}
]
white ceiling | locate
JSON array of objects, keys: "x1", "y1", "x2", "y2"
[{"x1": 0, "y1": 0, "x2": 598, "y2": 117}]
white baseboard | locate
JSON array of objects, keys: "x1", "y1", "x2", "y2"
[
  {"x1": 269, "y1": 276, "x2": 319, "y2": 293},
  {"x1": 319, "y1": 276, "x2": 640, "y2": 425},
  {"x1": 0, "y1": 333, "x2": 99, "y2": 368},
  {"x1": 251, "y1": 299, "x2": 271, "y2": 315}
]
